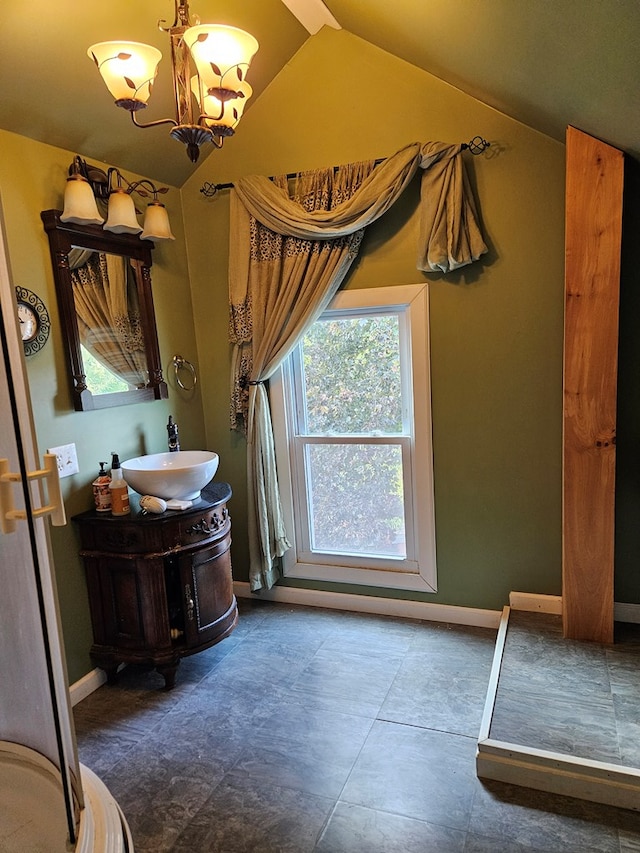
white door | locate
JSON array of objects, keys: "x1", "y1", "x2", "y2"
[{"x1": 0, "y1": 198, "x2": 82, "y2": 846}]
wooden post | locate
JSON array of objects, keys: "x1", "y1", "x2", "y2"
[{"x1": 563, "y1": 126, "x2": 624, "y2": 642}]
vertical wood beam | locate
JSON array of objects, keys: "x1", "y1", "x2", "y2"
[{"x1": 563, "y1": 126, "x2": 624, "y2": 642}]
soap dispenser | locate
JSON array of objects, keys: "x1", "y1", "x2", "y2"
[
  {"x1": 92, "y1": 462, "x2": 112, "y2": 513},
  {"x1": 109, "y1": 452, "x2": 131, "y2": 516}
]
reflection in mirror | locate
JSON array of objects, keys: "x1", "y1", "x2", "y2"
[
  {"x1": 41, "y1": 209, "x2": 168, "y2": 411},
  {"x1": 69, "y1": 249, "x2": 147, "y2": 395},
  {"x1": 82, "y1": 346, "x2": 129, "y2": 394}
]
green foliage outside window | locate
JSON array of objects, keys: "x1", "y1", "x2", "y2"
[
  {"x1": 298, "y1": 313, "x2": 406, "y2": 557},
  {"x1": 81, "y1": 346, "x2": 129, "y2": 395},
  {"x1": 301, "y1": 313, "x2": 403, "y2": 434}
]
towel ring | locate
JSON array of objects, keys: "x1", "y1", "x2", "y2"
[{"x1": 172, "y1": 354, "x2": 197, "y2": 391}]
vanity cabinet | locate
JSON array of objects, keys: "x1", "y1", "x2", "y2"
[{"x1": 73, "y1": 481, "x2": 237, "y2": 689}]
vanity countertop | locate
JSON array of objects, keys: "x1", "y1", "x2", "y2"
[{"x1": 73, "y1": 479, "x2": 232, "y2": 525}]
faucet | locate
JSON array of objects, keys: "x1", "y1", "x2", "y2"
[{"x1": 167, "y1": 415, "x2": 180, "y2": 452}]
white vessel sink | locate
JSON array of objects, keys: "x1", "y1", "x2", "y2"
[{"x1": 121, "y1": 450, "x2": 219, "y2": 501}]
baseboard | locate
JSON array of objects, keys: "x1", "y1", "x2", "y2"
[
  {"x1": 69, "y1": 667, "x2": 108, "y2": 707},
  {"x1": 233, "y1": 582, "x2": 501, "y2": 629},
  {"x1": 508, "y1": 592, "x2": 640, "y2": 625},
  {"x1": 509, "y1": 591, "x2": 562, "y2": 614},
  {"x1": 614, "y1": 602, "x2": 640, "y2": 624}
]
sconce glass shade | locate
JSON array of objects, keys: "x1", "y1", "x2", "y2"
[
  {"x1": 60, "y1": 175, "x2": 104, "y2": 225},
  {"x1": 104, "y1": 188, "x2": 142, "y2": 234},
  {"x1": 190, "y1": 76, "x2": 252, "y2": 132},
  {"x1": 184, "y1": 26, "x2": 258, "y2": 128},
  {"x1": 141, "y1": 202, "x2": 175, "y2": 241},
  {"x1": 88, "y1": 41, "x2": 162, "y2": 109}
]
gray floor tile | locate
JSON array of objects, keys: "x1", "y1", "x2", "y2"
[
  {"x1": 407, "y1": 622, "x2": 497, "y2": 659},
  {"x1": 490, "y1": 681, "x2": 621, "y2": 763},
  {"x1": 315, "y1": 801, "x2": 466, "y2": 852},
  {"x1": 613, "y1": 693, "x2": 640, "y2": 767},
  {"x1": 230, "y1": 694, "x2": 375, "y2": 800},
  {"x1": 287, "y1": 646, "x2": 404, "y2": 718},
  {"x1": 131, "y1": 713, "x2": 249, "y2": 777},
  {"x1": 201, "y1": 639, "x2": 317, "y2": 694},
  {"x1": 607, "y1": 649, "x2": 640, "y2": 697},
  {"x1": 463, "y1": 831, "x2": 560, "y2": 852},
  {"x1": 340, "y1": 719, "x2": 479, "y2": 830},
  {"x1": 469, "y1": 779, "x2": 633, "y2": 852},
  {"x1": 170, "y1": 773, "x2": 334, "y2": 852},
  {"x1": 228, "y1": 704, "x2": 373, "y2": 800},
  {"x1": 260, "y1": 701, "x2": 375, "y2": 751},
  {"x1": 231, "y1": 739, "x2": 355, "y2": 799},
  {"x1": 620, "y1": 829, "x2": 640, "y2": 852},
  {"x1": 500, "y1": 612, "x2": 611, "y2": 688},
  {"x1": 72, "y1": 726, "x2": 142, "y2": 778},
  {"x1": 380, "y1": 658, "x2": 489, "y2": 737},
  {"x1": 105, "y1": 765, "x2": 219, "y2": 852}
]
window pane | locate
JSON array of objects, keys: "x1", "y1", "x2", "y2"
[
  {"x1": 301, "y1": 314, "x2": 402, "y2": 434},
  {"x1": 306, "y1": 443, "x2": 406, "y2": 558}
]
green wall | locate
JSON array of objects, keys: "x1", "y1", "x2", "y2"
[
  {"x1": 182, "y1": 28, "x2": 566, "y2": 610},
  {"x1": 0, "y1": 130, "x2": 206, "y2": 682}
]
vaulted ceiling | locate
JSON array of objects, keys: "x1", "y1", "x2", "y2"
[{"x1": 1, "y1": 0, "x2": 638, "y2": 187}]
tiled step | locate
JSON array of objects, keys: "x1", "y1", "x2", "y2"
[{"x1": 477, "y1": 607, "x2": 640, "y2": 811}]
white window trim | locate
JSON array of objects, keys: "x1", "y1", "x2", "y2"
[{"x1": 270, "y1": 283, "x2": 437, "y2": 593}]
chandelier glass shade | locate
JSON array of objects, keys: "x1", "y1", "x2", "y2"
[
  {"x1": 87, "y1": 1, "x2": 259, "y2": 163},
  {"x1": 87, "y1": 42, "x2": 162, "y2": 110},
  {"x1": 189, "y1": 76, "x2": 253, "y2": 133}
]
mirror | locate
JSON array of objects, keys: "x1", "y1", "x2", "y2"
[{"x1": 41, "y1": 209, "x2": 168, "y2": 411}]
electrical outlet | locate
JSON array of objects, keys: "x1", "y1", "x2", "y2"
[{"x1": 48, "y1": 443, "x2": 79, "y2": 478}]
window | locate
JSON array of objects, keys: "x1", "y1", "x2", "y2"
[{"x1": 271, "y1": 284, "x2": 437, "y2": 592}]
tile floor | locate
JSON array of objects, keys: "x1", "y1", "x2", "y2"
[{"x1": 73, "y1": 599, "x2": 640, "y2": 852}]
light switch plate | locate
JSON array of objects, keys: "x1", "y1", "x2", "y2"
[{"x1": 48, "y1": 443, "x2": 79, "y2": 478}]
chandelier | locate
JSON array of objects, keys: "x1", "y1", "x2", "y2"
[{"x1": 88, "y1": 0, "x2": 259, "y2": 164}]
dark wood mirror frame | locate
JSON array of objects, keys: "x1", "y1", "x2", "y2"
[{"x1": 41, "y1": 209, "x2": 168, "y2": 411}]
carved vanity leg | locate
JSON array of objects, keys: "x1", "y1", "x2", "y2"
[
  {"x1": 92, "y1": 654, "x2": 120, "y2": 685},
  {"x1": 156, "y1": 661, "x2": 179, "y2": 690}
]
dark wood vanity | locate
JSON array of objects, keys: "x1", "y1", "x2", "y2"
[{"x1": 73, "y1": 481, "x2": 237, "y2": 688}]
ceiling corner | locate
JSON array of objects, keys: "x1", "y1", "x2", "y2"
[{"x1": 279, "y1": 0, "x2": 341, "y2": 34}]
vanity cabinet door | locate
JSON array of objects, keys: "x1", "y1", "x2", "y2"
[
  {"x1": 84, "y1": 555, "x2": 171, "y2": 651},
  {"x1": 179, "y1": 530, "x2": 236, "y2": 650}
]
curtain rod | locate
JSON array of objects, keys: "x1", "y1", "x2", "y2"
[{"x1": 199, "y1": 136, "x2": 490, "y2": 198}]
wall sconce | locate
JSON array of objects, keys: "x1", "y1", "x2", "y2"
[
  {"x1": 61, "y1": 156, "x2": 174, "y2": 241},
  {"x1": 87, "y1": 0, "x2": 259, "y2": 164}
]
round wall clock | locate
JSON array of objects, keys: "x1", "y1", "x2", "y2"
[{"x1": 15, "y1": 286, "x2": 50, "y2": 356}]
